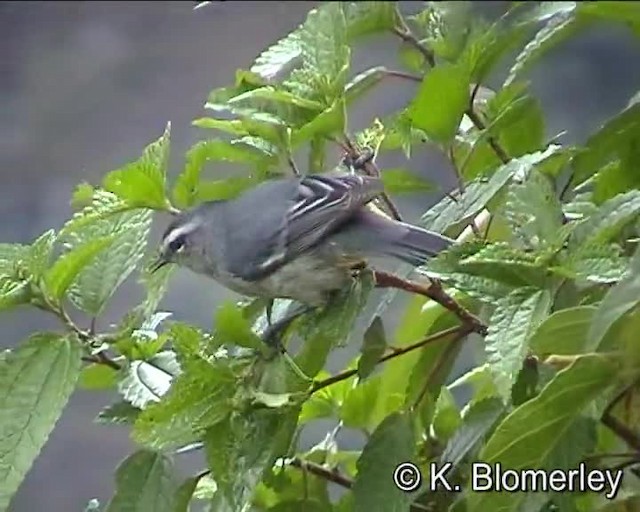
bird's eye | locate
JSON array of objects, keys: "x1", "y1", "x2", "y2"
[{"x1": 168, "y1": 235, "x2": 186, "y2": 253}]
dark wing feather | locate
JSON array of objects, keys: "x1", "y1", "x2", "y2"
[{"x1": 237, "y1": 173, "x2": 383, "y2": 280}]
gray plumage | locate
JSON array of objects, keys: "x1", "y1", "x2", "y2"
[{"x1": 157, "y1": 173, "x2": 453, "y2": 307}]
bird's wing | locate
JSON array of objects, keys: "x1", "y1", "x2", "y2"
[{"x1": 233, "y1": 173, "x2": 383, "y2": 280}]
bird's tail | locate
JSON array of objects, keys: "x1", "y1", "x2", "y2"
[{"x1": 345, "y1": 210, "x2": 454, "y2": 267}]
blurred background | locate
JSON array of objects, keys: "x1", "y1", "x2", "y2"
[{"x1": 1, "y1": 1, "x2": 639, "y2": 510}]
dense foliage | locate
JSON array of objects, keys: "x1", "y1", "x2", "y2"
[{"x1": 2, "y1": 2, "x2": 640, "y2": 511}]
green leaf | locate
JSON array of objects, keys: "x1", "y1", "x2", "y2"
[
  {"x1": 593, "y1": 160, "x2": 640, "y2": 204},
  {"x1": 504, "y1": 169, "x2": 563, "y2": 248},
  {"x1": 467, "y1": 354, "x2": 617, "y2": 512},
  {"x1": 118, "y1": 355, "x2": 177, "y2": 409},
  {"x1": 571, "y1": 190, "x2": 640, "y2": 247},
  {"x1": 79, "y1": 363, "x2": 118, "y2": 390},
  {"x1": 529, "y1": 306, "x2": 596, "y2": 356},
  {"x1": 553, "y1": 244, "x2": 629, "y2": 285},
  {"x1": 173, "y1": 476, "x2": 200, "y2": 512},
  {"x1": 44, "y1": 236, "x2": 114, "y2": 301},
  {"x1": 357, "y1": 316, "x2": 387, "y2": 380},
  {"x1": 27, "y1": 229, "x2": 57, "y2": 279},
  {"x1": 573, "y1": 103, "x2": 640, "y2": 183},
  {"x1": 294, "y1": 3, "x2": 350, "y2": 102},
  {"x1": 105, "y1": 449, "x2": 178, "y2": 512},
  {"x1": 432, "y1": 387, "x2": 462, "y2": 442},
  {"x1": 60, "y1": 190, "x2": 132, "y2": 238},
  {"x1": 133, "y1": 359, "x2": 236, "y2": 450},
  {"x1": 172, "y1": 140, "x2": 271, "y2": 209},
  {"x1": 344, "y1": 2, "x2": 398, "y2": 39},
  {"x1": 409, "y1": 63, "x2": 470, "y2": 143},
  {"x1": 484, "y1": 288, "x2": 552, "y2": 401},
  {"x1": 381, "y1": 168, "x2": 435, "y2": 195},
  {"x1": 345, "y1": 66, "x2": 387, "y2": 104},
  {"x1": 587, "y1": 248, "x2": 640, "y2": 351},
  {"x1": 66, "y1": 209, "x2": 152, "y2": 316},
  {"x1": 0, "y1": 277, "x2": 31, "y2": 313},
  {"x1": 505, "y1": 5, "x2": 580, "y2": 86},
  {"x1": 251, "y1": 30, "x2": 302, "y2": 82},
  {"x1": 204, "y1": 408, "x2": 298, "y2": 510},
  {"x1": 294, "y1": 273, "x2": 374, "y2": 380},
  {"x1": 103, "y1": 123, "x2": 170, "y2": 209},
  {"x1": 439, "y1": 397, "x2": 505, "y2": 469},
  {"x1": 291, "y1": 98, "x2": 346, "y2": 146},
  {"x1": 0, "y1": 333, "x2": 82, "y2": 511},
  {"x1": 353, "y1": 412, "x2": 416, "y2": 512},
  {"x1": 96, "y1": 401, "x2": 141, "y2": 425},
  {"x1": 578, "y1": 1, "x2": 640, "y2": 26},
  {"x1": 421, "y1": 145, "x2": 561, "y2": 233},
  {"x1": 213, "y1": 301, "x2": 263, "y2": 350}
]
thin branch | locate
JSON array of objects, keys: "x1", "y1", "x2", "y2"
[
  {"x1": 373, "y1": 270, "x2": 488, "y2": 336},
  {"x1": 311, "y1": 325, "x2": 468, "y2": 394},
  {"x1": 383, "y1": 69, "x2": 422, "y2": 82},
  {"x1": 287, "y1": 153, "x2": 301, "y2": 177},
  {"x1": 289, "y1": 458, "x2": 431, "y2": 512},
  {"x1": 602, "y1": 382, "x2": 640, "y2": 453},
  {"x1": 390, "y1": 14, "x2": 510, "y2": 166}
]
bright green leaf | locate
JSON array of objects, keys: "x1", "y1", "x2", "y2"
[
  {"x1": 79, "y1": 363, "x2": 119, "y2": 390},
  {"x1": 409, "y1": 63, "x2": 470, "y2": 143},
  {"x1": 381, "y1": 168, "x2": 435, "y2": 195},
  {"x1": 103, "y1": 123, "x2": 171, "y2": 209},
  {"x1": 214, "y1": 301, "x2": 263, "y2": 350},
  {"x1": 0, "y1": 333, "x2": 82, "y2": 511},
  {"x1": 44, "y1": 236, "x2": 114, "y2": 301}
]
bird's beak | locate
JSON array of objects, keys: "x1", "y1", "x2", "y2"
[{"x1": 149, "y1": 256, "x2": 169, "y2": 274}]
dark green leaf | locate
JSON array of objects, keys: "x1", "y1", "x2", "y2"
[
  {"x1": 381, "y1": 168, "x2": 435, "y2": 194},
  {"x1": 467, "y1": 354, "x2": 617, "y2": 512},
  {"x1": 505, "y1": 170, "x2": 563, "y2": 248},
  {"x1": 204, "y1": 408, "x2": 298, "y2": 510},
  {"x1": 439, "y1": 397, "x2": 505, "y2": 469},
  {"x1": 96, "y1": 401, "x2": 141, "y2": 426},
  {"x1": 484, "y1": 288, "x2": 552, "y2": 401},
  {"x1": 431, "y1": 387, "x2": 461, "y2": 442},
  {"x1": 295, "y1": 273, "x2": 374, "y2": 380},
  {"x1": 505, "y1": 6, "x2": 580, "y2": 86},
  {"x1": 105, "y1": 449, "x2": 178, "y2": 512},
  {"x1": 173, "y1": 476, "x2": 200, "y2": 512},
  {"x1": 529, "y1": 306, "x2": 596, "y2": 356},
  {"x1": 593, "y1": 160, "x2": 640, "y2": 204},
  {"x1": 0, "y1": 333, "x2": 82, "y2": 511},
  {"x1": 409, "y1": 63, "x2": 470, "y2": 143},
  {"x1": 353, "y1": 412, "x2": 416, "y2": 512},
  {"x1": 422, "y1": 145, "x2": 561, "y2": 233},
  {"x1": 133, "y1": 359, "x2": 236, "y2": 450},
  {"x1": 587, "y1": 248, "x2": 640, "y2": 351},
  {"x1": 103, "y1": 123, "x2": 171, "y2": 210},
  {"x1": 357, "y1": 316, "x2": 387, "y2": 380},
  {"x1": 571, "y1": 190, "x2": 640, "y2": 247},
  {"x1": 573, "y1": 103, "x2": 640, "y2": 183}
]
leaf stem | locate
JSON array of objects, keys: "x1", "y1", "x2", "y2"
[{"x1": 311, "y1": 325, "x2": 469, "y2": 394}]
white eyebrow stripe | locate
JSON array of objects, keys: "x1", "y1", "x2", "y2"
[{"x1": 163, "y1": 219, "x2": 200, "y2": 250}]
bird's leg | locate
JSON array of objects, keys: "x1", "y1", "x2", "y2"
[{"x1": 262, "y1": 302, "x2": 315, "y2": 353}]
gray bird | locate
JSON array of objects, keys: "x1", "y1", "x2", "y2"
[{"x1": 153, "y1": 172, "x2": 453, "y2": 341}]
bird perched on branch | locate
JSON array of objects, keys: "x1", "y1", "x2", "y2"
[{"x1": 152, "y1": 163, "x2": 453, "y2": 344}]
